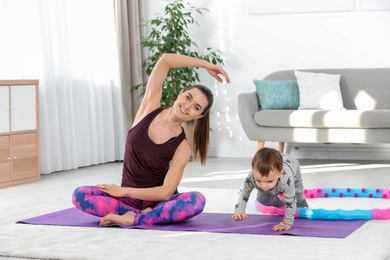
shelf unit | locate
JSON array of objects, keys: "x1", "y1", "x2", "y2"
[{"x1": 0, "y1": 80, "x2": 40, "y2": 188}]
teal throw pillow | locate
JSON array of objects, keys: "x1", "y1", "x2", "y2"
[{"x1": 254, "y1": 80, "x2": 300, "y2": 110}]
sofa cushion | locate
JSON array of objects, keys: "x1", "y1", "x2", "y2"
[
  {"x1": 294, "y1": 70, "x2": 345, "y2": 110},
  {"x1": 254, "y1": 80, "x2": 299, "y2": 110},
  {"x1": 254, "y1": 110, "x2": 390, "y2": 128}
]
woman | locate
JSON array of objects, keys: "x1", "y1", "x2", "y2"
[{"x1": 72, "y1": 53, "x2": 230, "y2": 226}]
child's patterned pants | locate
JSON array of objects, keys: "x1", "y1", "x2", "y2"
[{"x1": 72, "y1": 186, "x2": 206, "y2": 225}]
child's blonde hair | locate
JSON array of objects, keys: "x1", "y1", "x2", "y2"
[{"x1": 251, "y1": 147, "x2": 283, "y2": 177}]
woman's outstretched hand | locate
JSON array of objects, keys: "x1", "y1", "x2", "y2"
[
  {"x1": 205, "y1": 63, "x2": 231, "y2": 84},
  {"x1": 97, "y1": 183, "x2": 124, "y2": 197}
]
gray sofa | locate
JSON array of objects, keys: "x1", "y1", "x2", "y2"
[{"x1": 238, "y1": 68, "x2": 390, "y2": 144}]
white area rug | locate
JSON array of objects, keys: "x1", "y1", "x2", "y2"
[{"x1": 1, "y1": 159, "x2": 390, "y2": 259}]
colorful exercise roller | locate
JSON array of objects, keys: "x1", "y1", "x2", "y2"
[
  {"x1": 304, "y1": 188, "x2": 390, "y2": 199},
  {"x1": 255, "y1": 187, "x2": 390, "y2": 221}
]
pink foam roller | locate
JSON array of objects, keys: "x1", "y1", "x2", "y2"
[
  {"x1": 382, "y1": 189, "x2": 390, "y2": 198},
  {"x1": 304, "y1": 188, "x2": 323, "y2": 198},
  {"x1": 372, "y1": 208, "x2": 390, "y2": 220}
]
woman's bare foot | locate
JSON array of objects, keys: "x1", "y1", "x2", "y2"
[
  {"x1": 142, "y1": 207, "x2": 152, "y2": 213},
  {"x1": 100, "y1": 211, "x2": 136, "y2": 226}
]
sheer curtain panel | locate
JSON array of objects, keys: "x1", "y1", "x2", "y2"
[{"x1": 0, "y1": 0, "x2": 126, "y2": 174}]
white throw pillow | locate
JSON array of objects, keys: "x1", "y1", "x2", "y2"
[{"x1": 294, "y1": 70, "x2": 344, "y2": 110}]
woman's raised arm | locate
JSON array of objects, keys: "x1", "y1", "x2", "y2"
[{"x1": 134, "y1": 54, "x2": 230, "y2": 124}]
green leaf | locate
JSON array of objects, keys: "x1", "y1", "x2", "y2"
[{"x1": 131, "y1": 0, "x2": 225, "y2": 109}]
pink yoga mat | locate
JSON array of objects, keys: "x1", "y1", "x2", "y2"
[{"x1": 17, "y1": 207, "x2": 367, "y2": 238}]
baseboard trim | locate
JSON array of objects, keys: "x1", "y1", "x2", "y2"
[
  {"x1": 286, "y1": 143, "x2": 390, "y2": 160},
  {"x1": 208, "y1": 143, "x2": 390, "y2": 160}
]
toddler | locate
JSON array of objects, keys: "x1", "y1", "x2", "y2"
[{"x1": 232, "y1": 147, "x2": 308, "y2": 231}]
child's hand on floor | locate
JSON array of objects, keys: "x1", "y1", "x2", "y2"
[
  {"x1": 232, "y1": 212, "x2": 248, "y2": 221},
  {"x1": 272, "y1": 224, "x2": 291, "y2": 231}
]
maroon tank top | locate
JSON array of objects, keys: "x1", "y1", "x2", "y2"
[{"x1": 121, "y1": 107, "x2": 186, "y2": 189}]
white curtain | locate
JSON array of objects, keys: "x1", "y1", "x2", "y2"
[{"x1": 0, "y1": 0, "x2": 126, "y2": 174}]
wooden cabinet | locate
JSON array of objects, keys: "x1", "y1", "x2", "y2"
[
  {"x1": 0, "y1": 80, "x2": 40, "y2": 188},
  {"x1": 0, "y1": 135, "x2": 11, "y2": 183}
]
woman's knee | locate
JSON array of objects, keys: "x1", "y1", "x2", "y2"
[
  {"x1": 190, "y1": 191, "x2": 206, "y2": 214},
  {"x1": 194, "y1": 191, "x2": 206, "y2": 202},
  {"x1": 176, "y1": 191, "x2": 206, "y2": 212},
  {"x1": 72, "y1": 186, "x2": 84, "y2": 207},
  {"x1": 189, "y1": 191, "x2": 206, "y2": 207},
  {"x1": 72, "y1": 186, "x2": 95, "y2": 206}
]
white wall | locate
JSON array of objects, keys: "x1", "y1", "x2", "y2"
[{"x1": 142, "y1": 0, "x2": 390, "y2": 160}]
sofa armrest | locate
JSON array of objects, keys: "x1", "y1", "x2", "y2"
[{"x1": 237, "y1": 92, "x2": 260, "y2": 141}]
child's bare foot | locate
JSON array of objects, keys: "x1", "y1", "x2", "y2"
[{"x1": 100, "y1": 211, "x2": 136, "y2": 226}]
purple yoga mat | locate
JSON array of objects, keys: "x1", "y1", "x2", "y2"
[{"x1": 16, "y1": 207, "x2": 366, "y2": 238}]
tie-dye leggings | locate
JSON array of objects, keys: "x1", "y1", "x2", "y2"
[{"x1": 72, "y1": 186, "x2": 206, "y2": 225}]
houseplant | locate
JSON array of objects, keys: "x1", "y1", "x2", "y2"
[{"x1": 132, "y1": 0, "x2": 225, "y2": 109}]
